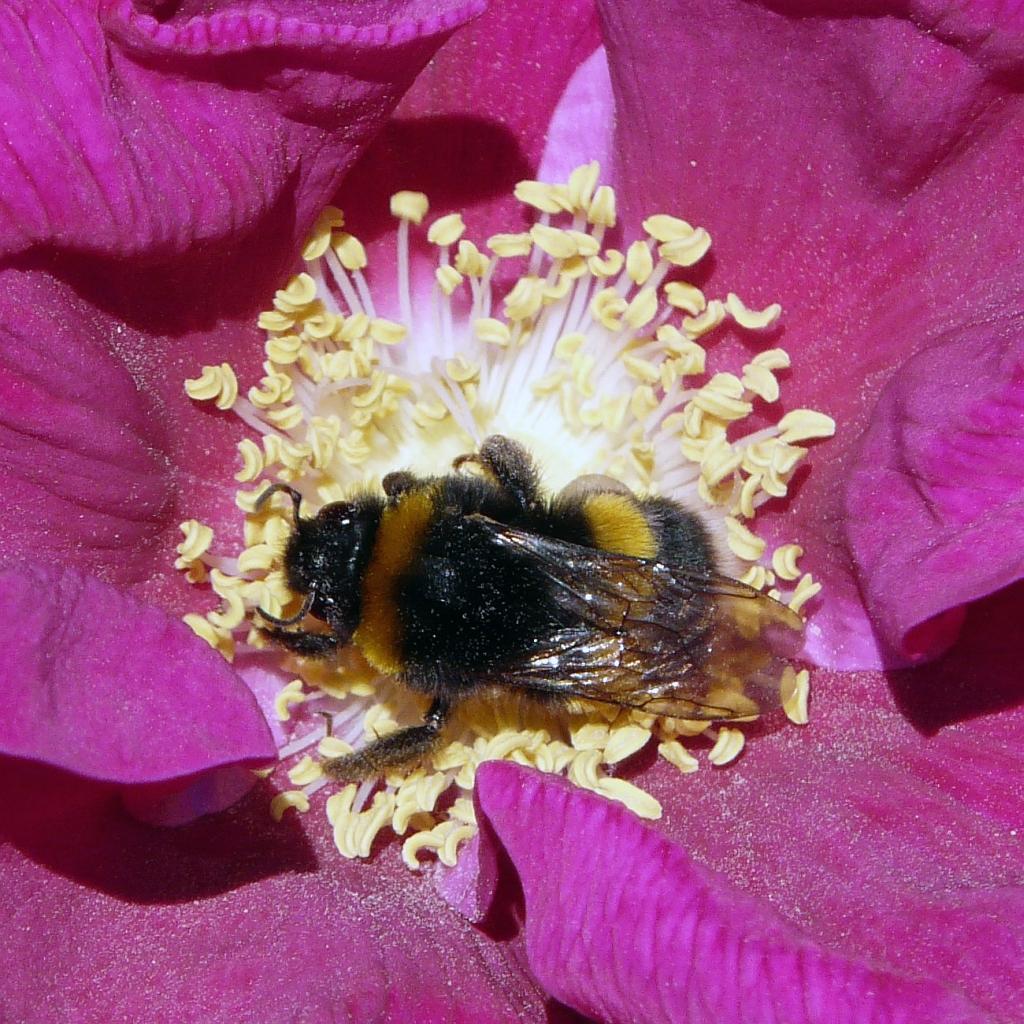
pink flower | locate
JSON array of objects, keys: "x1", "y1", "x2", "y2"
[{"x1": 1, "y1": 0, "x2": 1022, "y2": 1022}]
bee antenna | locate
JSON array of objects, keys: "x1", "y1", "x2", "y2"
[
  {"x1": 254, "y1": 483, "x2": 304, "y2": 524},
  {"x1": 256, "y1": 587, "x2": 315, "y2": 628}
]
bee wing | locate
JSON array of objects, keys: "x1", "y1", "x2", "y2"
[{"x1": 472, "y1": 515, "x2": 804, "y2": 721}]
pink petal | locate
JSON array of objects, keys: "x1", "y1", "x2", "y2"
[
  {"x1": 0, "y1": 268, "x2": 173, "y2": 585},
  {"x1": 0, "y1": 762, "x2": 547, "y2": 1024},
  {"x1": 475, "y1": 762, "x2": 990, "y2": 1024},
  {"x1": 641, "y1": 584, "x2": 1024, "y2": 1022},
  {"x1": 537, "y1": 46, "x2": 614, "y2": 183},
  {"x1": 599, "y1": 0, "x2": 1024, "y2": 669},
  {"x1": 846, "y1": 325, "x2": 1024, "y2": 660},
  {"x1": 335, "y1": 0, "x2": 601, "y2": 244},
  {"x1": 0, "y1": 0, "x2": 484, "y2": 262},
  {"x1": 0, "y1": 563, "x2": 275, "y2": 783}
]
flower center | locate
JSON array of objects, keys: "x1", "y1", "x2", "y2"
[{"x1": 179, "y1": 162, "x2": 833, "y2": 870}]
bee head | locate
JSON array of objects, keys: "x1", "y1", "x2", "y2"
[{"x1": 281, "y1": 498, "x2": 381, "y2": 634}]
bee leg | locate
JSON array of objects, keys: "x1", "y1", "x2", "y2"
[
  {"x1": 260, "y1": 627, "x2": 339, "y2": 658},
  {"x1": 321, "y1": 698, "x2": 453, "y2": 782},
  {"x1": 453, "y1": 434, "x2": 542, "y2": 510}
]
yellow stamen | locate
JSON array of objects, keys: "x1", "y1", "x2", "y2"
[{"x1": 180, "y1": 161, "x2": 834, "y2": 872}]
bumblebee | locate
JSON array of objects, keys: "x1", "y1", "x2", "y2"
[{"x1": 257, "y1": 435, "x2": 803, "y2": 782}]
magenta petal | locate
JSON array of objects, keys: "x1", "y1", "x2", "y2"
[
  {"x1": 846, "y1": 327, "x2": 1024, "y2": 659},
  {"x1": 0, "y1": 0, "x2": 483, "y2": 262},
  {"x1": 0, "y1": 767, "x2": 546, "y2": 1024},
  {"x1": 599, "y1": 0, "x2": 1024, "y2": 668},
  {"x1": 475, "y1": 762, "x2": 991, "y2": 1024},
  {"x1": 0, "y1": 563, "x2": 275, "y2": 782}
]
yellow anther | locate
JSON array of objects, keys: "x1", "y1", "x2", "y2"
[
  {"x1": 531, "y1": 370, "x2": 566, "y2": 396},
  {"x1": 663, "y1": 281, "x2": 707, "y2": 315},
  {"x1": 781, "y1": 667, "x2": 811, "y2": 725},
  {"x1": 176, "y1": 520, "x2": 214, "y2": 562},
  {"x1": 777, "y1": 409, "x2": 836, "y2": 444},
  {"x1": 595, "y1": 777, "x2": 662, "y2": 819},
  {"x1": 789, "y1": 573, "x2": 822, "y2": 615},
  {"x1": 602, "y1": 394, "x2": 630, "y2": 432},
  {"x1": 742, "y1": 362, "x2": 780, "y2": 403},
  {"x1": 725, "y1": 515, "x2": 766, "y2": 561},
  {"x1": 504, "y1": 275, "x2": 546, "y2": 321},
  {"x1": 318, "y1": 736, "x2": 354, "y2": 758},
  {"x1": 588, "y1": 249, "x2": 624, "y2": 278},
  {"x1": 302, "y1": 205, "x2": 345, "y2": 261},
  {"x1": 708, "y1": 727, "x2": 745, "y2": 766},
  {"x1": 338, "y1": 312, "x2": 370, "y2": 343},
  {"x1": 238, "y1": 543, "x2": 277, "y2": 574},
  {"x1": 570, "y1": 721, "x2": 610, "y2": 750},
  {"x1": 736, "y1": 473, "x2": 762, "y2": 519},
  {"x1": 530, "y1": 223, "x2": 578, "y2": 260},
  {"x1": 700, "y1": 435, "x2": 743, "y2": 488},
  {"x1": 658, "y1": 740, "x2": 699, "y2": 774},
  {"x1": 435, "y1": 264, "x2": 464, "y2": 295},
  {"x1": 257, "y1": 310, "x2": 295, "y2": 332},
  {"x1": 514, "y1": 179, "x2": 569, "y2": 214},
  {"x1": 390, "y1": 191, "x2": 429, "y2": 224},
  {"x1": 183, "y1": 613, "x2": 234, "y2": 660},
  {"x1": 726, "y1": 292, "x2": 782, "y2": 330},
  {"x1": 288, "y1": 756, "x2": 324, "y2": 787},
  {"x1": 571, "y1": 352, "x2": 596, "y2": 397},
  {"x1": 247, "y1": 380, "x2": 283, "y2": 410},
  {"x1": 590, "y1": 287, "x2": 627, "y2": 331},
  {"x1": 567, "y1": 161, "x2": 600, "y2": 210},
  {"x1": 325, "y1": 784, "x2": 357, "y2": 827},
  {"x1": 568, "y1": 749, "x2": 602, "y2": 789},
  {"x1": 682, "y1": 299, "x2": 726, "y2": 337},
  {"x1": 474, "y1": 317, "x2": 512, "y2": 347},
  {"x1": 771, "y1": 544, "x2": 804, "y2": 581},
  {"x1": 274, "y1": 681, "x2": 307, "y2": 722},
  {"x1": 487, "y1": 232, "x2": 533, "y2": 257},
  {"x1": 693, "y1": 373, "x2": 753, "y2": 421},
  {"x1": 752, "y1": 348, "x2": 791, "y2": 371},
  {"x1": 630, "y1": 385, "x2": 658, "y2": 421},
  {"x1": 369, "y1": 319, "x2": 407, "y2": 345},
  {"x1": 623, "y1": 287, "x2": 658, "y2": 330},
  {"x1": 642, "y1": 214, "x2": 694, "y2": 242},
  {"x1": 265, "y1": 333, "x2": 303, "y2": 365},
  {"x1": 603, "y1": 724, "x2": 651, "y2": 764},
  {"x1": 539, "y1": 275, "x2": 571, "y2": 304},
  {"x1": 566, "y1": 231, "x2": 600, "y2": 258},
  {"x1": 401, "y1": 828, "x2": 442, "y2": 870},
  {"x1": 740, "y1": 564, "x2": 771, "y2": 589},
  {"x1": 587, "y1": 184, "x2": 617, "y2": 226},
  {"x1": 185, "y1": 363, "x2": 238, "y2": 410},
  {"x1": 207, "y1": 593, "x2": 246, "y2": 633},
  {"x1": 554, "y1": 332, "x2": 585, "y2": 360},
  {"x1": 333, "y1": 233, "x2": 367, "y2": 271},
  {"x1": 454, "y1": 239, "x2": 489, "y2": 276},
  {"x1": 302, "y1": 313, "x2": 336, "y2": 342},
  {"x1": 266, "y1": 404, "x2": 304, "y2": 431},
  {"x1": 442, "y1": 356, "x2": 477, "y2": 385},
  {"x1": 666, "y1": 345, "x2": 707, "y2": 378},
  {"x1": 427, "y1": 212, "x2": 466, "y2": 247},
  {"x1": 270, "y1": 791, "x2": 310, "y2": 821},
  {"x1": 275, "y1": 273, "x2": 318, "y2": 311},
  {"x1": 626, "y1": 240, "x2": 654, "y2": 285},
  {"x1": 621, "y1": 354, "x2": 660, "y2": 384},
  {"x1": 659, "y1": 228, "x2": 712, "y2": 267},
  {"x1": 278, "y1": 438, "x2": 312, "y2": 469}
]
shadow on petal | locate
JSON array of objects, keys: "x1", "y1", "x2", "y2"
[
  {"x1": 886, "y1": 581, "x2": 1024, "y2": 733},
  {"x1": 0, "y1": 757, "x2": 317, "y2": 903}
]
